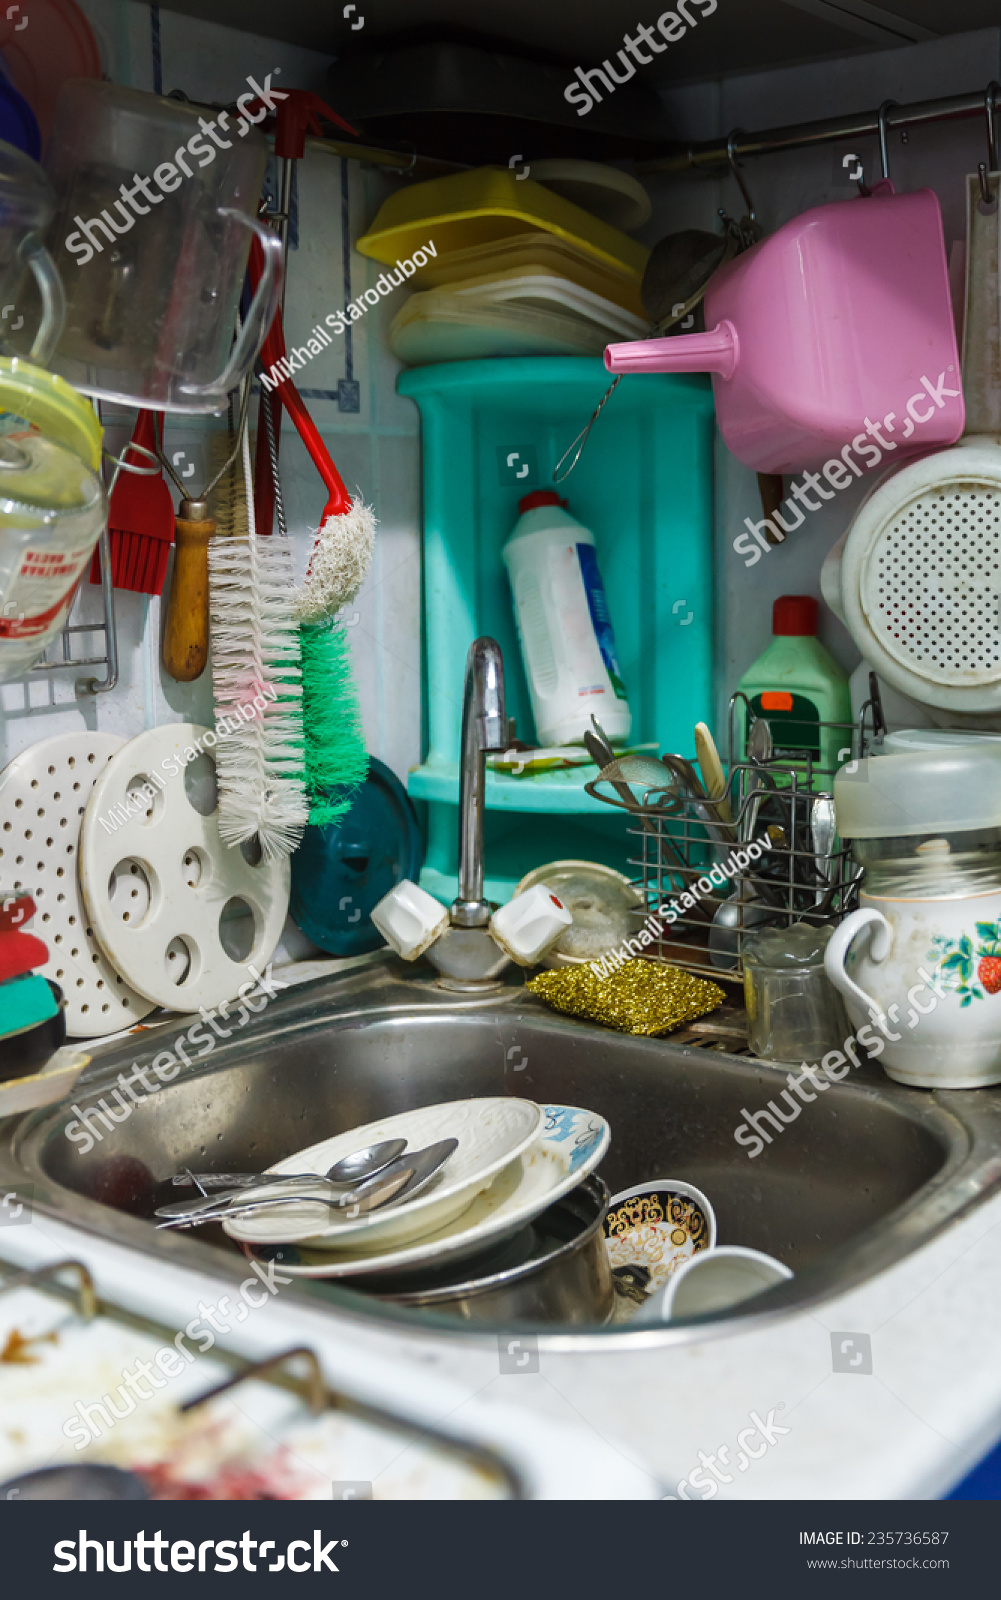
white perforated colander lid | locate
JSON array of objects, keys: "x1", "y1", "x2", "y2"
[
  {"x1": 0, "y1": 733, "x2": 156, "y2": 1037},
  {"x1": 840, "y1": 440, "x2": 1001, "y2": 713},
  {"x1": 78, "y1": 723, "x2": 289, "y2": 1012}
]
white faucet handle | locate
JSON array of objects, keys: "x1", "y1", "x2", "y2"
[
  {"x1": 370, "y1": 880, "x2": 449, "y2": 961},
  {"x1": 490, "y1": 883, "x2": 573, "y2": 968}
]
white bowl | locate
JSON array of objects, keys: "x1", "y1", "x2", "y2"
[{"x1": 222, "y1": 1097, "x2": 544, "y2": 1251}]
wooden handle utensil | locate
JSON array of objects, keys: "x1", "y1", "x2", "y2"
[{"x1": 163, "y1": 495, "x2": 215, "y2": 682}]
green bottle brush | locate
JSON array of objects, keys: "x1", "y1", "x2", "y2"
[{"x1": 300, "y1": 619, "x2": 369, "y2": 826}]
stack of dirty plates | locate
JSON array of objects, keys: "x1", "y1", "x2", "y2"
[{"x1": 226, "y1": 1098, "x2": 610, "y2": 1282}]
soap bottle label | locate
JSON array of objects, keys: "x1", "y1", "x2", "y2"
[{"x1": 576, "y1": 543, "x2": 627, "y2": 700}]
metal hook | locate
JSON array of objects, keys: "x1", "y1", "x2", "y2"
[
  {"x1": 979, "y1": 162, "x2": 993, "y2": 207},
  {"x1": 877, "y1": 100, "x2": 896, "y2": 182},
  {"x1": 987, "y1": 81, "x2": 1000, "y2": 171},
  {"x1": 981, "y1": 82, "x2": 1000, "y2": 204},
  {"x1": 726, "y1": 129, "x2": 756, "y2": 223}
]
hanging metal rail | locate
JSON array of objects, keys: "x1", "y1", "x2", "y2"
[{"x1": 638, "y1": 82, "x2": 1001, "y2": 175}]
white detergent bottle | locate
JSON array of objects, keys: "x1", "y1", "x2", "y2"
[{"x1": 502, "y1": 490, "x2": 631, "y2": 746}]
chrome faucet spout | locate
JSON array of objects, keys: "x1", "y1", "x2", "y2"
[{"x1": 452, "y1": 637, "x2": 506, "y2": 928}]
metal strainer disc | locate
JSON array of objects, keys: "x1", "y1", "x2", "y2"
[{"x1": 859, "y1": 476, "x2": 1001, "y2": 689}]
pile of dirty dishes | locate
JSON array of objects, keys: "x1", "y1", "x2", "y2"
[
  {"x1": 603, "y1": 1180, "x2": 793, "y2": 1324},
  {"x1": 156, "y1": 1098, "x2": 612, "y2": 1320}
]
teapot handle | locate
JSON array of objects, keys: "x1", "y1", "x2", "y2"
[
  {"x1": 825, "y1": 907, "x2": 893, "y2": 1022},
  {"x1": 178, "y1": 213, "x2": 283, "y2": 401}
]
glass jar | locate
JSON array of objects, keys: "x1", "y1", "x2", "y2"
[
  {"x1": 0, "y1": 429, "x2": 106, "y2": 680},
  {"x1": 743, "y1": 921, "x2": 851, "y2": 1063}
]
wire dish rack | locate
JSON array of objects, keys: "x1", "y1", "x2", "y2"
[{"x1": 589, "y1": 695, "x2": 874, "y2": 985}]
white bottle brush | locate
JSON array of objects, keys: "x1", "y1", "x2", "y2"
[{"x1": 207, "y1": 413, "x2": 309, "y2": 860}]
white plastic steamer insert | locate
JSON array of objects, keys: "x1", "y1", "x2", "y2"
[
  {"x1": 0, "y1": 733, "x2": 155, "y2": 1036},
  {"x1": 79, "y1": 724, "x2": 290, "y2": 1011}
]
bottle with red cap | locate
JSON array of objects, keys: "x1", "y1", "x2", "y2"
[
  {"x1": 502, "y1": 490, "x2": 631, "y2": 747},
  {"x1": 736, "y1": 594, "x2": 850, "y2": 780}
]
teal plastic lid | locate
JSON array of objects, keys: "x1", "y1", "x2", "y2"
[{"x1": 0, "y1": 971, "x2": 58, "y2": 1036}]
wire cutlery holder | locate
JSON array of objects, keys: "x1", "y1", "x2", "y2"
[{"x1": 616, "y1": 697, "x2": 873, "y2": 983}]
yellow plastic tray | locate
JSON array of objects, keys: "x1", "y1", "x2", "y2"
[{"x1": 356, "y1": 167, "x2": 649, "y2": 284}]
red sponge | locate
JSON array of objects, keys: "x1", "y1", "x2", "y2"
[{"x1": 0, "y1": 930, "x2": 48, "y2": 983}]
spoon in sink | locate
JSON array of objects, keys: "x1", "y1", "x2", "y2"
[
  {"x1": 156, "y1": 1141, "x2": 457, "y2": 1229},
  {"x1": 158, "y1": 1138, "x2": 408, "y2": 1218}
]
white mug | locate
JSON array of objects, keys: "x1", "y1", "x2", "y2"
[
  {"x1": 638, "y1": 1245, "x2": 792, "y2": 1322},
  {"x1": 825, "y1": 888, "x2": 1001, "y2": 1089}
]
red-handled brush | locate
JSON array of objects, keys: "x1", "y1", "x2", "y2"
[
  {"x1": 90, "y1": 411, "x2": 175, "y2": 595},
  {"x1": 249, "y1": 236, "x2": 375, "y2": 619}
]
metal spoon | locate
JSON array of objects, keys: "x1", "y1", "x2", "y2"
[
  {"x1": 708, "y1": 889, "x2": 784, "y2": 970},
  {"x1": 171, "y1": 1138, "x2": 408, "y2": 1191},
  {"x1": 158, "y1": 1138, "x2": 408, "y2": 1219},
  {"x1": 156, "y1": 1141, "x2": 457, "y2": 1230},
  {"x1": 747, "y1": 716, "x2": 773, "y2": 764}
]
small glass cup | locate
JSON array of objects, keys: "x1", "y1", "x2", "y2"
[{"x1": 743, "y1": 921, "x2": 850, "y2": 1064}]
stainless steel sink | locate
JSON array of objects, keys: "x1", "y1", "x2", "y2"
[{"x1": 4, "y1": 955, "x2": 1001, "y2": 1346}]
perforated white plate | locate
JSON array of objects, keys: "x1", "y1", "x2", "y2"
[
  {"x1": 831, "y1": 439, "x2": 1001, "y2": 716},
  {"x1": 79, "y1": 724, "x2": 290, "y2": 1012},
  {"x1": 0, "y1": 734, "x2": 156, "y2": 1037}
]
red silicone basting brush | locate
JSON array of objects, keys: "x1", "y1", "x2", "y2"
[{"x1": 89, "y1": 411, "x2": 175, "y2": 594}]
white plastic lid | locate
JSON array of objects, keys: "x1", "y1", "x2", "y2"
[
  {"x1": 874, "y1": 728, "x2": 1001, "y2": 756},
  {"x1": 835, "y1": 746, "x2": 1001, "y2": 838}
]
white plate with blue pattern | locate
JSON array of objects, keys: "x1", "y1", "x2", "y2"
[{"x1": 238, "y1": 1103, "x2": 611, "y2": 1280}]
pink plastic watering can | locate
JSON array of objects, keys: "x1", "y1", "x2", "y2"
[{"x1": 605, "y1": 184, "x2": 964, "y2": 475}]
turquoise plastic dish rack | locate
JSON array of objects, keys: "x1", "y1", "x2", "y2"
[{"x1": 398, "y1": 356, "x2": 715, "y2": 906}]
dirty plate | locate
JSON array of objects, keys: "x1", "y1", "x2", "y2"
[
  {"x1": 237, "y1": 1104, "x2": 610, "y2": 1279},
  {"x1": 603, "y1": 1180, "x2": 716, "y2": 1318},
  {"x1": 222, "y1": 1097, "x2": 544, "y2": 1252}
]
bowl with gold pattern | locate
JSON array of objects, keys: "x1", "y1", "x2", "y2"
[{"x1": 603, "y1": 1180, "x2": 716, "y2": 1318}]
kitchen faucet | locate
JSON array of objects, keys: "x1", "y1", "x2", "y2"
[
  {"x1": 371, "y1": 637, "x2": 571, "y2": 988},
  {"x1": 424, "y1": 637, "x2": 513, "y2": 989},
  {"x1": 452, "y1": 636, "x2": 507, "y2": 930}
]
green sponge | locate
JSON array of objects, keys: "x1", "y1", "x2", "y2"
[
  {"x1": 300, "y1": 619, "x2": 369, "y2": 828},
  {"x1": 0, "y1": 972, "x2": 58, "y2": 1036}
]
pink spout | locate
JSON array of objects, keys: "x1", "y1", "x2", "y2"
[{"x1": 604, "y1": 320, "x2": 740, "y2": 381}]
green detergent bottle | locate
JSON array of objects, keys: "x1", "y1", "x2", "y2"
[{"x1": 736, "y1": 596, "x2": 851, "y2": 784}]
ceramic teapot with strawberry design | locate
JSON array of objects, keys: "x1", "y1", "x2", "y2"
[{"x1": 825, "y1": 744, "x2": 1001, "y2": 1090}]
